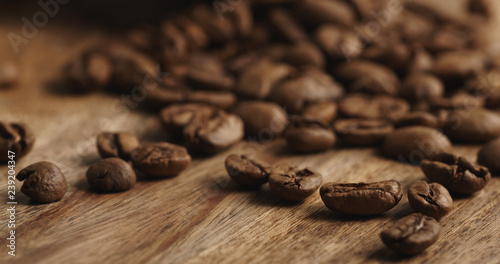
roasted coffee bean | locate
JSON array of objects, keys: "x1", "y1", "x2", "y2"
[
  {"x1": 383, "y1": 126, "x2": 451, "y2": 163},
  {"x1": 424, "y1": 25, "x2": 470, "y2": 53},
  {"x1": 185, "y1": 90, "x2": 237, "y2": 110},
  {"x1": 235, "y1": 59, "x2": 293, "y2": 99},
  {"x1": 432, "y1": 50, "x2": 487, "y2": 83},
  {"x1": 400, "y1": 73, "x2": 444, "y2": 103},
  {"x1": 184, "y1": 53, "x2": 234, "y2": 91},
  {"x1": 190, "y1": 4, "x2": 235, "y2": 43},
  {"x1": 285, "y1": 118, "x2": 336, "y2": 153},
  {"x1": 315, "y1": 25, "x2": 363, "y2": 60},
  {"x1": 268, "y1": 164, "x2": 323, "y2": 201},
  {"x1": 16, "y1": 162, "x2": 67, "y2": 203},
  {"x1": 230, "y1": 2, "x2": 253, "y2": 38},
  {"x1": 347, "y1": 0, "x2": 388, "y2": 21},
  {"x1": 339, "y1": 94, "x2": 409, "y2": 121},
  {"x1": 143, "y1": 86, "x2": 186, "y2": 110},
  {"x1": 362, "y1": 36, "x2": 411, "y2": 71},
  {"x1": 421, "y1": 152, "x2": 491, "y2": 194},
  {"x1": 320, "y1": 180, "x2": 403, "y2": 215},
  {"x1": 231, "y1": 101, "x2": 288, "y2": 137},
  {"x1": 381, "y1": 213, "x2": 440, "y2": 255},
  {"x1": 390, "y1": 11, "x2": 434, "y2": 42},
  {"x1": 469, "y1": 0, "x2": 491, "y2": 17},
  {"x1": 130, "y1": 142, "x2": 191, "y2": 177},
  {"x1": 64, "y1": 49, "x2": 112, "y2": 93},
  {"x1": 334, "y1": 60, "x2": 400, "y2": 95},
  {"x1": 86, "y1": 158, "x2": 136, "y2": 192},
  {"x1": 172, "y1": 15, "x2": 209, "y2": 50},
  {"x1": 407, "y1": 45, "x2": 434, "y2": 73},
  {"x1": 478, "y1": 139, "x2": 500, "y2": 173},
  {"x1": 270, "y1": 68, "x2": 344, "y2": 113},
  {"x1": 226, "y1": 52, "x2": 260, "y2": 74},
  {"x1": 160, "y1": 103, "x2": 217, "y2": 137},
  {"x1": 0, "y1": 61, "x2": 18, "y2": 88},
  {"x1": 269, "y1": 8, "x2": 308, "y2": 43},
  {"x1": 96, "y1": 132, "x2": 140, "y2": 160},
  {"x1": 183, "y1": 110, "x2": 244, "y2": 153},
  {"x1": 333, "y1": 119, "x2": 393, "y2": 146},
  {"x1": 430, "y1": 92, "x2": 484, "y2": 111},
  {"x1": 394, "y1": 111, "x2": 447, "y2": 129},
  {"x1": 284, "y1": 42, "x2": 325, "y2": 68},
  {"x1": 296, "y1": 0, "x2": 356, "y2": 27},
  {"x1": 160, "y1": 21, "x2": 188, "y2": 64},
  {"x1": 408, "y1": 180, "x2": 453, "y2": 219},
  {"x1": 444, "y1": 109, "x2": 500, "y2": 143},
  {"x1": 301, "y1": 101, "x2": 337, "y2": 125},
  {"x1": 0, "y1": 122, "x2": 35, "y2": 162},
  {"x1": 225, "y1": 154, "x2": 271, "y2": 187}
]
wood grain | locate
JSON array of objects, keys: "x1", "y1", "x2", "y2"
[{"x1": 1, "y1": 1, "x2": 500, "y2": 263}]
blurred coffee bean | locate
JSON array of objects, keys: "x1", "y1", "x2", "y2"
[
  {"x1": 172, "y1": 15, "x2": 209, "y2": 50},
  {"x1": 301, "y1": 101, "x2": 337, "y2": 125},
  {"x1": 190, "y1": 4, "x2": 236, "y2": 43},
  {"x1": 160, "y1": 103, "x2": 217, "y2": 138},
  {"x1": 184, "y1": 53, "x2": 234, "y2": 91},
  {"x1": 478, "y1": 139, "x2": 500, "y2": 173},
  {"x1": 432, "y1": 50, "x2": 488, "y2": 85},
  {"x1": 339, "y1": 94, "x2": 409, "y2": 121},
  {"x1": 394, "y1": 111, "x2": 448, "y2": 129},
  {"x1": 444, "y1": 109, "x2": 500, "y2": 143},
  {"x1": 315, "y1": 25, "x2": 363, "y2": 61},
  {"x1": 429, "y1": 91, "x2": 484, "y2": 111},
  {"x1": 64, "y1": 49, "x2": 112, "y2": 93},
  {"x1": 334, "y1": 119, "x2": 393, "y2": 146},
  {"x1": 96, "y1": 132, "x2": 140, "y2": 161},
  {"x1": 285, "y1": 117, "x2": 336, "y2": 153},
  {"x1": 231, "y1": 101, "x2": 288, "y2": 137},
  {"x1": 284, "y1": 42, "x2": 325, "y2": 68},
  {"x1": 400, "y1": 73, "x2": 444, "y2": 103},
  {"x1": 295, "y1": 0, "x2": 356, "y2": 27},
  {"x1": 185, "y1": 90, "x2": 237, "y2": 109},
  {"x1": 269, "y1": 8, "x2": 308, "y2": 43},
  {"x1": 160, "y1": 21, "x2": 188, "y2": 65},
  {"x1": 0, "y1": 61, "x2": 18, "y2": 88},
  {"x1": 0, "y1": 122, "x2": 35, "y2": 163}
]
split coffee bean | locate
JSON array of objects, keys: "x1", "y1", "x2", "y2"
[
  {"x1": 268, "y1": 164, "x2": 323, "y2": 202},
  {"x1": 382, "y1": 126, "x2": 451, "y2": 163},
  {"x1": 96, "y1": 132, "x2": 140, "y2": 160},
  {"x1": 16, "y1": 162, "x2": 67, "y2": 203},
  {"x1": 478, "y1": 139, "x2": 500, "y2": 173},
  {"x1": 421, "y1": 152, "x2": 491, "y2": 194},
  {"x1": 333, "y1": 119, "x2": 393, "y2": 146},
  {"x1": 225, "y1": 154, "x2": 271, "y2": 187},
  {"x1": 320, "y1": 180, "x2": 403, "y2": 215},
  {"x1": 380, "y1": 213, "x2": 440, "y2": 255},
  {"x1": 0, "y1": 122, "x2": 35, "y2": 163},
  {"x1": 444, "y1": 109, "x2": 500, "y2": 143},
  {"x1": 130, "y1": 142, "x2": 191, "y2": 177},
  {"x1": 285, "y1": 117, "x2": 336, "y2": 153},
  {"x1": 86, "y1": 158, "x2": 136, "y2": 192},
  {"x1": 408, "y1": 180, "x2": 453, "y2": 219},
  {"x1": 231, "y1": 101, "x2": 288, "y2": 137}
]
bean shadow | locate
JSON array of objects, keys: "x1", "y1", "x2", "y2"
[
  {"x1": 367, "y1": 246, "x2": 418, "y2": 262},
  {"x1": 306, "y1": 206, "x2": 385, "y2": 223}
]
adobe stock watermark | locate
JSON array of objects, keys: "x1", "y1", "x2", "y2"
[{"x1": 7, "y1": 0, "x2": 71, "y2": 54}]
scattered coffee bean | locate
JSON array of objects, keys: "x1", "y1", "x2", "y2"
[
  {"x1": 381, "y1": 213, "x2": 440, "y2": 255},
  {"x1": 160, "y1": 103, "x2": 217, "y2": 138},
  {"x1": 478, "y1": 139, "x2": 500, "y2": 173},
  {"x1": 333, "y1": 119, "x2": 393, "y2": 146},
  {"x1": 301, "y1": 101, "x2": 337, "y2": 125},
  {"x1": 339, "y1": 94, "x2": 409, "y2": 121},
  {"x1": 268, "y1": 164, "x2": 323, "y2": 202},
  {"x1": 96, "y1": 132, "x2": 139, "y2": 160},
  {"x1": 225, "y1": 154, "x2": 271, "y2": 187},
  {"x1": 231, "y1": 101, "x2": 288, "y2": 137},
  {"x1": 421, "y1": 152, "x2": 491, "y2": 194},
  {"x1": 320, "y1": 180, "x2": 403, "y2": 215},
  {"x1": 86, "y1": 158, "x2": 136, "y2": 192},
  {"x1": 130, "y1": 142, "x2": 191, "y2": 177},
  {"x1": 408, "y1": 180, "x2": 453, "y2": 219},
  {"x1": 383, "y1": 126, "x2": 452, "y2": 163},
  {"x1": 0, "y1": 122, "x2": 35, "y2": 162},
  {"x1": 444, "y1": 109, "x2": 500, "y2": 143},
  {"x1": 285, "y1": 117, "x2": 336, "y2": 153},
  {"x1": 16, "y1": 162, "x2": 67, "y2": 203}
]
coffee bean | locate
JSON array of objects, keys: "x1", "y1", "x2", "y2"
[
  {"x1": 268, "y1": 164, "x2": 323, "y2": 201},
  {"x1": 190, "y1": 4, "x2": 235, "y2": 43},
  {"x1": 172, "y1": 15, "x2": 209, "y2": 50},
  {"x1": 301, "y1": 101, "x2": 337, "y2": 125},
  {"x1": 130, "y1": 142, "x2": 191, "y2": 177},
  {"x1": 64, "y1": 49, "x2": 113, "y2": 93},
  {"x1": 184, "y1": 53, "x2": 234, "y2": 91},
  {"x1": 339, "y1": 94, "x2": 409, "y2": 121},
  {"x1": 270, "y1": 68, "x2": 344, "y2": 113},
  {"x1": 185, "y1": 90, "x2": 237, "y2": 110},
  {"x1": 444, "y1": 109, "x2": 500, "y2": 143},
  {"x1": 381, "y1": 213, "x2": 440, "y2": 255},
  {"x1": 160, "y1": 103, "x2": 217, "y2": 138},
  {"x1": 408, "y1": 180, "x2": 453, "y2": 219},
  {"x1": 390, "y1": 11, "x2": 434, "y2": 42},
  {"x1": 296, "y1": 0, "x2": 356, "y2": 27},
  {"x1": 383, "y1": 126, "x2": 452, "y2": 163},
  {"x1": 183, "y1": 110, "x2": 244, "y2": 153},
  {"x1": 478, "y1": 139, "x2": 500, "y2": 173},
  {"x1": 0, "y1": 61, "x2": 18, "y2": 88},
  {"x1": 16, "y1": 162, "x2": 67, "y2": 203},
  {"x1": 333, "y1": 119, "x2": 393, "y2": 146},
  {"x1": 432, "y1": 50, "x2": 487, "y2": 84},
  {"x1": 348, "y1": 0, "x2": 388, "y2": 20},
  {"x1": 421, "y1": 152, "x2": 491, "y2": 194},
  {"x1": 86, "y1": 158, "x2": 136, "y2": 192},
  {"x1": 225, "y1": 154, "x2": 271, "y2": 187},
  {"x1": 320, "y1": 180, "x2": 403, "y2": 215},
  {"x1": 469, "y1": 0, "x2": 491, "y2": 17},
  {"x1": 430, "y1": 92, "x2": 484, "y2": 111},
  {"x1": 424, "y1": 25, "x2": 470, "y2": 53},
  {"x1": 407, "y1": 45, "x2": 434, "y2": 73},
  {"x1": 160, "y1": 21, "x2": 188, "y2": 65},
  {"x1": 315, "y1": 25, "x2": 363, "y2": 60},
  {"x1": 284, "y1": 42, "x2": 325, "y2": 68},
  {"x1": 96, "y1": 132, "x2": 140, "y2": 160},
  {"x1": 394, "y1": 111, "x2": 447, "y2": 129},
  {"x1": 0, "y1": 122, "x2": 35, "y2": 162},
  {"x1": 269, "y1": 8, "x2": 308, "y2": 43},
  {"x1": 400, "y1": 73, "x2": 444, "y2": 103},
  {"x1": 231, "y1": 101, "x2": 288, "y2": 137},
  {"x1": 362, "y1": 36, "x2": 411, "y2": 72},
  {"x1": 235, "y1": 59, "x2": 293, "y2": 99},
  {"x1": 334, "y1": 61, "x2": 400, "y2": 95},
  {"x1": 230, "y1": 2, "x2": 253, "y2": 38},
  {"x1": 285, "y1": 117, "x2": 336, "y2": 153}
]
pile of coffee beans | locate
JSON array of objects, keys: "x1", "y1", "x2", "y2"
[{"x1": 10, "y1": 0, "x2": 500, "y2": 257}]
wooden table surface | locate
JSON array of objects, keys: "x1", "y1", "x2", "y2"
[{"x1": 1, "y1": 1, "x2": 500, "y2": 263}]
